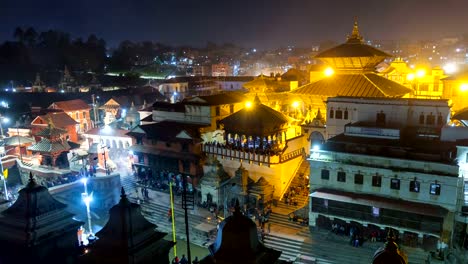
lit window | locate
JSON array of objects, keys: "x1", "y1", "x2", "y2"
[
  {"x1": 321, "y1": 169, "x2": 330, "y2": 180},
  {"x1": 337, "y1": 171, "x2": 346, "y2": 182},
  {"x1": 390, "y1": 178, "x2": 400, "y2": 190},
  {"x1": 409, "y1": 180, "x2": 420, "y2": 193},
  {"x1": 372, "y1": 207, "x2": 380, "y2": 217},
  {"x1": 430, "y1": 183, "x2": 441, "y2": 195},
  {"x1": 372, "y1": 175, "x2": 382, "y2": 187},
  {"x1": 354, "y1": 174, "x2": 363, "y2": 185}
]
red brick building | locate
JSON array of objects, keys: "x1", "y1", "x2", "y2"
[{"x1": 31, "y1": 112, "x2": 79, "y2": 143}]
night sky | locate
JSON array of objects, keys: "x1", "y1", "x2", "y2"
[{"x1": 1, "y1": 0, "x2": 468, "y2": 49}]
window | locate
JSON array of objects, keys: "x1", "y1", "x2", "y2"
[
  {"x1": 437, "y1": 114, "x2": 443, "y2": 126},
  {"x1": 335, "y1": 110, "x2": 343, "y2": 119},
  {"x1": 390, "y1": 178, "x2": 400, "y2": 190},
  {"x1": 372, "y1": 207, "x2": 380, "y2": 217},
  {"x1": 83, "y1": 112, "x2": 87, "y2": 119},
  {"x1": 409, "y1": 180, "x2": 420, "y2": 193},
  {"x1": 337, "y1": 171, "x2": 346, "y2": 182},
  {"x1": 329, "y1": 109, "x2": 334, "y2": 119},
  {"x1": 354, "y1": 173, "x2": 363, "y2": 185},
  {"x1": 376, "y1": 111, "x2": 386, "y2": 125},
  {"x1": 75, "y1": 112, "x2": 79, "y2": 119},
  {"x1": 430, "y1": 183, "x2": 441, "y2": 195},
  {"x1": 344, "y1": 109, "x2": 349, "y2": 120},
  {"x1": 419, "y1": 113, "x2": 425, "y2": 124},
  {"x1": 426, "y1": 113, "x2": 435, "y2": 125},
  {"x1": 321, "y1": 169, "x2": 330, "y2": 180},
  {"x1": 324, "y1": 199, "x2": 328, "y2": 208},
  {"x1": 215, "y1": 106, "x2": 220, "y2": 116},
  {"x1": 372, "y1": 175, "x2": 382, "y2": 187}
]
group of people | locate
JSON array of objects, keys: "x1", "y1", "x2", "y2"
[
  {"x1": 205, "y1": 140, "x2": 282, "y2": 156},
  {"x1": 40, "y1": 172, "x2": 80, "y2": 188},
  {"x1": 171, "y1": 255, "x2": 199, "y2": 264},
  {"x1": 134, "y1": 168, "x2": 193, "y2": 195},
  {"x1": 283, "y1": 185, "x2": 307, "y2": 206}
]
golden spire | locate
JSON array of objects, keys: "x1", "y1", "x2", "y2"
[
  {"x1": 347, "y1": 17, "x2": 363, "y2": 43},
  {"x1": 47, "y1": 116, "x2": 55, "y2": 129}
]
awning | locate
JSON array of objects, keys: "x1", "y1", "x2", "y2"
[{"x1": 310, "y1": 189, "x2": 448, "y2": 218}]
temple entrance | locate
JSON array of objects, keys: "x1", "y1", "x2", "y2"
[{"x1": 309, "y1": 131, "x2": 324, "y2": 150}]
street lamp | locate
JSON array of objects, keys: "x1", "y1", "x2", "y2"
[
  {"x1": 0, "y1": 114, "x2": 10, "y2": 139},
  {"x1": 81, "y1": 177, "x2": 94, "y2": 241}
]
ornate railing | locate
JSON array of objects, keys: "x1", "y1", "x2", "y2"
[{"x1": 203, "y1": 144, "x2": 304, "y2": 165}]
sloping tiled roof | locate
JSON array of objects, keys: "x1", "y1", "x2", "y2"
[
  {"x1": 32, "y1": 112, "x2": 78, "y2": 128},
  {"x1": 315, "y1": 42, "x2": 391, "y2": 58},
  {"x1": 127, "y1": 121, "x2": 205, "y2": 141},
  {"x1": 49, "y1": 99, "x2": 91, "y2": 111},
  {"x1": 220, "y1": 97, "x2": 290, "y2": 137},
  {"x1": 292, "y1": 73, "x2": 412, "y2": 98},
  {"x1": 183, "y1": 92, "x2": 246, "y2": 106},
  {"x1": 35, "y1": 126, "x2": 68, "y2": 137},
  {"x1": 28, "y1": 138, "x2": 71, "y2": 153}
]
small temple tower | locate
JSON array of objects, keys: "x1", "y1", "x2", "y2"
[
  {"x1": 82, "y1": 187, "x2": 174, "y2": 264},
  {"x1": 372, "y1": 230, "x2": 408, "y2": 264},
  {"x1": 125, "y1": 101, "x2": 141, "y2": 129},
  {"x1": 28, "y1": 118, "x2": 72, "y2": 168},
  {"x1": 0, "y1": 173, "x2": 83, "y2": 263},
  {"x1": 200, "y1": 200, "x2": 282, "y2": 264}
]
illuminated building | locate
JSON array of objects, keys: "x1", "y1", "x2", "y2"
[
  {"x1": 292, "y1": 20, "x2": 412, "y2": 118},
  {"x1": 441, "y1": 71, "x2": 468, "y2": 113},
  {"x1": 211, "y1": 63, "x2": 232, "y2": 77},
  {"x1": 204, "y1": 95, "x2": 304, "y2": 200},
  {"x1": 309, "y1": 96, "x2": 466, "y2": 251},
  {"x1": 380, "y1": 59, "x2": 446, "y2": 99},
  {"x1": 48, "y1": 99, "x2": 92, "y2": 133}
]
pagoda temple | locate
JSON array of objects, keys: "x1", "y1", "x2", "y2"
[
  {"x1": 292, "y1": 20, "x2": 412, "y2": 115},
  {"x1": 28, "y1": 118, "x2": 72, "y2": 168},
  {"x1": 0, "y1": 173, "x2": 83, "y2": 263},
  {"x1": 200, "y1": 200, "x2": 282, "y2": 264},
  {"x1": 203, "y1": 95, "x2": 304, "y2": 199},
  {"x1": 82, "y1": 187, "x2": 174, "y2": 264}
]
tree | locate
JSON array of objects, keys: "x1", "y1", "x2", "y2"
[
  {"x1": 13, "y1": 27, "x2": 24, "y2": 43},
  {"x1": 24, "y1": 27, "x2": 37, "y2": 47}
]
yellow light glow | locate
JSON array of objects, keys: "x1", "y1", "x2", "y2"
[
  {"x1": 416, "y1": 69, "x2": 426, "y2": 78},
  {"x1": 406, "y1": 73, "x2": 415, "y2": 81},
  {"x1": 460, "y1": 83, "x2": 468, "y2": 92},
  {"x1": 324, "y1": 67, "x2": 334, "y2": 77},
  {"x1": 292, "y1": 101, "x2": 299, "y2": 108},
  {"x1": 245, "y1": 101, "x2": 253, "y2": 108}
]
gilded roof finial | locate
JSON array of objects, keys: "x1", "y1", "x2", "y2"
[
  {"x1": 47, "y1": 116, "x2": 55, "y2": 129},
  {"x1": 347, "y1": 17, "x2": 363, "y2": 43}
]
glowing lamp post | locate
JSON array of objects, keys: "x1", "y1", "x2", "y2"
[{"x1": 81, "y1": 177, "x2": 93, "y2": 238}]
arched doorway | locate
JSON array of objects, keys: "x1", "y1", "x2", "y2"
[{"x1": 309, "y1": 131, "x2": 325, "y2": 150}]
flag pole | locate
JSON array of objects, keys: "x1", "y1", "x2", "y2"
[{"x1": 169, "y1": 181, "x2": 177, "y2": 257}]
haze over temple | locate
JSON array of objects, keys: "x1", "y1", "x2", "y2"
[{"x1": 1, "y1": 6, "x2": 468, "y2": 264}]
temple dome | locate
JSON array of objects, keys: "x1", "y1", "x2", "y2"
[{"x1": 315, "y1": 20, "x2": 391, "y2": 72}]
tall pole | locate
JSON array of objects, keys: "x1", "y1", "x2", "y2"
[
  {"x1": 0, "y1": 160, "x2": 8, "y2": 200},
  {"x1": 92, "y1": 94, "x2": 99, "y2": 128},
  {"x1": 169, "y1": 182, "x2": 177, "y2": 258},
  {"x1": 182, "y1": 175, "x2": 192, "y2": 264},
  {"x1": 17, "y1": 125, "x2": 22, "y2": 162},
  {"x1": 0, "y1": 114, "x2": 4, "y2": 139}
]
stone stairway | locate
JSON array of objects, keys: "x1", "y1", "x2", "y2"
[
  {"x1": 277, "y1": 159, "x2": 310, "y2": 213},
  {"x1": 127, "y1": 190, "x2": 218, "y2": 247}
]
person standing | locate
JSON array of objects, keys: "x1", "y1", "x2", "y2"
[
  {"x1": 179, "y1": 254, "x2": 188, "y2": 264},
  {"x1": 192, "y1": 256, "x2": 200, "y2": 264}
]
